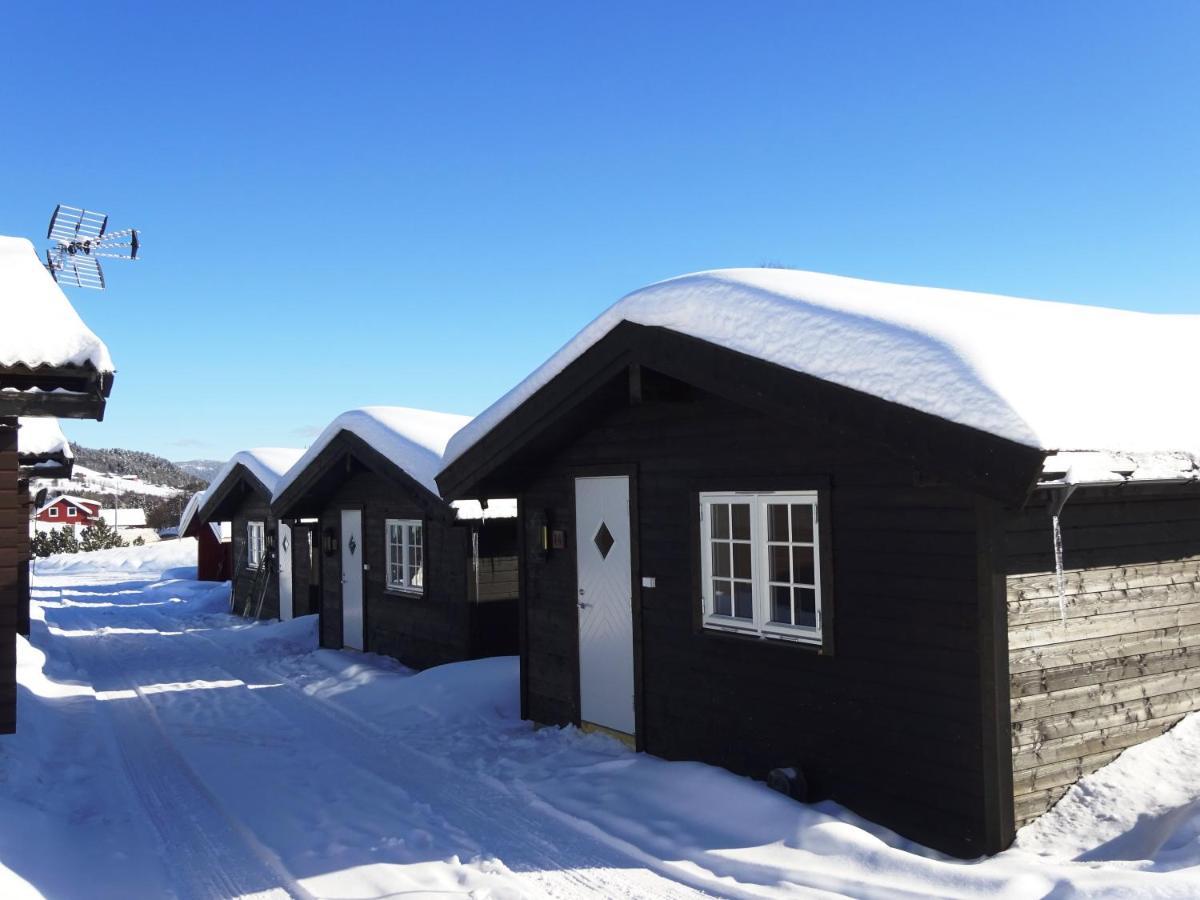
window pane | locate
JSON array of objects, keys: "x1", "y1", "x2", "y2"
[
  {"x1": 733, "y1": 582, "x2": 754, "y2": 619},
  {"x1": 711, "y1": 504, "x2": 729, "y2": 539},
  {"x1": 732, "y1": 542, "x2": 751, "y2": 579},
  {"x1": 795, "y1": 588, "x2": 817, "y2": 627},
  {"x1": 768, "y1": 503, "x2": 789, "y2": 542},
  {"x1": 770, "y1": 585, "x2": 793, "y2": 624},
  {"x1": 713, "y1": 580, "x2": 732, "y2": 616},
  {"x1": 731, "y1": 503, "x2": 751, "y2": 540},
  {"x1": 712, "y1": 542, "x2": 731, "y2": 577},
  {"x1": 791, "y1": 503, "x2": 815, "y2": 543},
  {"x1": 768, "y1": 544, "x2": 790, "y2": 582},
  {"x1": 411, "y1": 533, "x2": 423, "y2": 588},
  {"x1": 792, "y1": 546, "x2": 815, "y2": 585}
]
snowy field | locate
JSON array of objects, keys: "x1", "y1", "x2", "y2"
[{"x1": 2, "y1": 542, "x2": 1199, "y2": 899}]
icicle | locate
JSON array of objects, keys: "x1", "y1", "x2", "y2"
[{"x1": 1052, "y1": 513, "x2": 1067, "y2": 624}]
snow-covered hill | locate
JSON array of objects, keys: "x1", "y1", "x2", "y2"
[
  {"x1": 35, "y1": 464, "x2": 183, "y2": 499},
  {"x1": 173, "y1": 459, "x2": 221, "y2": 484}
]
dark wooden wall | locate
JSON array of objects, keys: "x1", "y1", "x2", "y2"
[
  {"x1": 317, "y1": 471, "x2": 482, "y2": 669},
  {"x1": 16, "y1": 480, "x2": 31, "y2": 637},
  {"x1": 290, "y1": 524, "x2": 319, "y2": 618},
  {"x1": 516, "y1": 373, "x2": 1007, "y2": 857},
  {"x1": 230, "y1": 492, "x2": 278, "y2": 620},
  {"x1": 0, "y1": 421, "x2": 18, "y2": 733},
  {"x1": 1005, "y1": 486, "x2": 1200, "y2": 826}
]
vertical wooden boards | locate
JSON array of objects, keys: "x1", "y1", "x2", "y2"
[
  {"x1": 0, "y1": 420, "x2": 18, "y2": 733},
  {"x1": 1006, "y1": 489, "x2": 1200, "y2": 828}
]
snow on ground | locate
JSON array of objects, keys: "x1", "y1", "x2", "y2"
[
  {"x1": 3, "y1": 545, "x2": 1200, "y2": 898},
  {"x1": 35, "y1": 464, "x2": 184, "y2": 500}
]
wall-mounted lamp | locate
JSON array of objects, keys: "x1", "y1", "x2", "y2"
[{"x1": 322, "y1": 527, "x2": 338, "y2": 557}]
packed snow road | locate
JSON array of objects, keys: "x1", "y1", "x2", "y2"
[{"x1": 3, "y1": 542, "x2": 1200, "y2": 899}]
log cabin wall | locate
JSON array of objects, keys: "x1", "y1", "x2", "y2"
[
  {"x1": 317, "y1": 471, "x2": 472, "y2": 669},
  {"x1": 1005, "y1": 485, "x2": 1200, "y2": 827},
  {"x1": 0, "y1": 421, "x2": 18, "y2": 733},
  {"x1": 516, "y1": 372, "x2": 1009, "y2": 858},
  {"x1": 230, "y1": 492, "x2": 278, "y2": 619}
]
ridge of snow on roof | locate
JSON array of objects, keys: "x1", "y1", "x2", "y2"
[
  {"x1": 274, "y1": 406, "x2": 472, "y2": 501},
  {"x1": 17, "y1": 417, "x2": 72, "y2": 458},
  {"x1": 208, "y1": 448, "x2": 305, "y2": 502},
  {"x1": 178, "y1": 490, "x2": 205, "y2": 535},
  {"x1": 442, "y1": 268, "x2": 1200, "y2": 467},
  {"x1": 0, "y1": 236, "x2": 115, "y2": 372},
  {"x1": 36, "y1": 494, "x2": 100, "y2": 515}
]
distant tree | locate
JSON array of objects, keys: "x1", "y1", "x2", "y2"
[
  {"x1": 132, "y1": 536, "x2": 146, "y2": 546},
  {"x1": 80, "y1": 520, "x2": 126, "y2": 553},
  {"x1": 34, "y1": 527, "x2": 80, "y2": 557},
  {"x1": 145, "y1": 496, "x2": 183, "y2": 531}
]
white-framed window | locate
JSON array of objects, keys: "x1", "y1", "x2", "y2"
[
  {"x1": 48, "y1": 507, "x2": 59, "y2": 518},
  {"x1": 66, "y1": 505, "x2": 77, "y2": 517},
  {"x1": 386, "y1": 519, "x2": 424, "y2": 593},
  {"x1": 699, "y1": 491, "x2": 824, "y2": 643},
  {"x1": 247, "y1": 521, "x2": 266, "y2": 570}
]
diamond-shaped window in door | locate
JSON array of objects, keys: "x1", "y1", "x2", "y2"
[{"x1": 594, "y1": 522, "x2": 615, "y2": 559}]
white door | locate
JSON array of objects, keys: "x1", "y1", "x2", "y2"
[
  {"x1": 278, "y1": 521, "x2": 293, "y2": 621},
  {"x1": 340, "y1": 509, "x2": 364, "y2": 650},
  {"x1": 575, "y1": 476, "x2": 635, "y2": 736}
]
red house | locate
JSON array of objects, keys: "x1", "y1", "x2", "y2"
[
  {"x1": 35, "y1": 494, "x2": 101, "y2": 526},
  {"x1": 179, "y1": 491, "x2": 231, "y2": 582}
]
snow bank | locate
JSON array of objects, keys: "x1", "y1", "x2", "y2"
[
  {"x1": 0, "y1": 237, "x2": 114, "y2": 372},
  {"x1": 34, "y1": 537, "x2": 199, "y2": 576},
  {"x1": 16, "y1": 418, "x2": 71, "y2": 459},
  {"x1": 443, "y1": 268, "x2": 1200, "y2": 468},
  {"x1": 1016, "y1": 714, "x2": 1200, "y2": 866}
]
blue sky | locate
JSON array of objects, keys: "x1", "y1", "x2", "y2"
[{"x1": 3, "y1": 3, "x2": 1197, "y2": 461}]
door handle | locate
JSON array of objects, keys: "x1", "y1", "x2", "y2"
[{"x1": 578, "y1": 601, "x2": 592, "y2": 609}]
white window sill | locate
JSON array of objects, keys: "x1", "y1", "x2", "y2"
[{"x1": 702, "y1": 618, "x2": 821, "y2": 645}]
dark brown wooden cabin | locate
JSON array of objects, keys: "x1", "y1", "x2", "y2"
[
  {"x1": 196, "y1": 462, "x2": 285, "y2": 620},
  {"x1": 272, "y1": 428, "x2": 519, "y2": 670},
  {"x1": 437, "y1": 320, "x2": 1200, "y2": 859},
  {"x1": 1, "y1": 235, "x2": 116, "y2": 734}
]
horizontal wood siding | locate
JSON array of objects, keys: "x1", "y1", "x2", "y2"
[
  {"x1": 319, "y1": 471, "x2": 473, "y2": 669},
  {"x1": 0, "y1": 423, "x2": 18, "y2": 733},
  {"x1": 1006, "y1": 488, "x2": 1200, "y2": 827},
  {"x1": 231, "y1": 493, "x2": 277, "y2": 620},
  {"x1": 518, "y1": 373, "x2": 1000, "y2": 857}
]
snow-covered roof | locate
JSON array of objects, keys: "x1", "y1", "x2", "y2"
[
  {"x1": 1040, "y1": 451, "x2": 1200, "y2": 488},
  {"x1": 101, "y1": 508, "x2": 147, "y2": 528},
  {"x1": 178, "y1": 490, "x2": 205, "y2": 536},
  {"x1": 37, "y1": 494, "x2": 100, "y2": 515},
  {"x1": 273, "y1": 407, "x2": 517, "y2": 517},
  {"x1": 0, "y1": 237, "x2": 115, "y2": 372},
  {"x1": 17, "y1": 417, "x2": 72, "y2": 459},
  {"x1": 207, "y1": 448, "x2": 305, "y2": 502},
  {"x1": 443, "y1": 268, "x2": 1200, "y2": 469}
]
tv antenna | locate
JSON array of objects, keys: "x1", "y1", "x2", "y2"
[{"x1": 44, "y1": 205, "x2": 140, "y2": 290}]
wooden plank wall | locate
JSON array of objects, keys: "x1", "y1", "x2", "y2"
[
  {"x1": 1006, "y1": 487, "x2": 1200, "y2": 827},
  {"x1": 0, "y1": 421, "x2": 18, "y2": 733},
  {"x1": 231, "y1": 493, "x2": 278, "y2": 619},
  {"x1": 517, "y1": 372, "x2": 1006, "y2": 857}
]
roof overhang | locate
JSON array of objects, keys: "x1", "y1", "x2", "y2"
[
  {"x1": 0, "y1": 365, "x2": 113, "y2": 420},
  {"x1": 272, "y1": 430, "x2": 446, "y2": 520},
  {"x1": 437, "y1": 321, "x2": 1047, "y2": 506}
]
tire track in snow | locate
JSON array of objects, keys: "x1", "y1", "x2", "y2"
[
  {"x1": 157, "y1": 610, "x2": 717, "y2": 900},
  {"x1": 43, "y1": 596, "x2": 313, "y2": 900}
]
